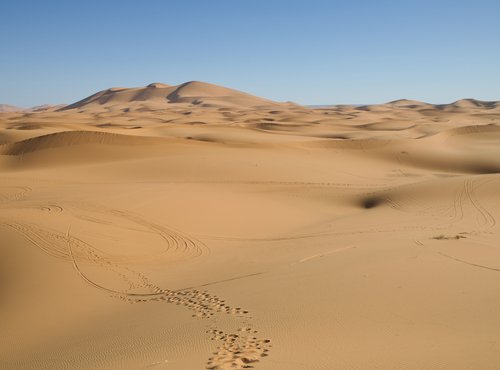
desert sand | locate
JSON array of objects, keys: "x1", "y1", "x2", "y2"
[{"x1": 1, "y1": 81, "x2": 500, "y2": 369}]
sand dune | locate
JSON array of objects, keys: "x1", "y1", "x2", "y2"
[
  {"x1": 60, "y1": 81, "x2": 281, "y2": 112},
  {"x1": 0, "y1": 104, "x2": 24, "y2": 112},
  {"x1": 441, "y1": 98, "x2": 500, "y2": 110},
  {"x1": 384, "y1": 99, "x2": 433, "y2": 108},
  {"x1": 0, "y1": 130, "x2": 167, "y2": 155},
  {"x1": 1, "y1": 83, "x2": 500, "y2": 370}
]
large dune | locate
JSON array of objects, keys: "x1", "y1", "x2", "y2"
[
  {"x1": 59, "y1": 81, "x2": 282, "y2": 112},
  {"x1": 1, "y1": 82, "x2": 500, "y2": 370}
]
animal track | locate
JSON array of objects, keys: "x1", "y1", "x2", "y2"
[
  {"x1": 206, "y1": 329, "x2": 271, "y2": 370},
  {"x1": 117, "y1": 288, "x2": 271, "y2": 369},
  {"x1": 118, "y1": 287, "x2": 270, "y2": 359}
]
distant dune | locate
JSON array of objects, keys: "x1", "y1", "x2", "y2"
[
  {"x1": 437, "y1": 98, "x2": 500, "y2": 111},
  {"x1": 0, "y1": 104, "x2": 24, "y2": 112},
  {"x1": 384, "y1": 99, "x2": 433, "y2": 108},
  {"x1": 60, "y1": 81, "x2": 282, "y2": 112},
  {"x1": 1, "y1": 83, "x2": 500, "y2": 370},
  {"x1": 30, "y1": 104, "x2": 67, "y2": 112}
]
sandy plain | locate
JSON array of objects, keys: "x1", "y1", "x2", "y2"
[{"x1": 1, "y1": 81, "x2": 500, "y2": 369}]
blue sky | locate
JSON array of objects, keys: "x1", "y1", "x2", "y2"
[{"x1": 1, "y1": 0, "x2": 499, "y2": 107}]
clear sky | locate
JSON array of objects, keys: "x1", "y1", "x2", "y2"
[{"x1": 1, "y1": 0, "x2": 499, "y2": 107}]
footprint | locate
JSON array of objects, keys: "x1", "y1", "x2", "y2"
[{"x1": 206, "y1": 329, "x2": 271, "y2": 369}]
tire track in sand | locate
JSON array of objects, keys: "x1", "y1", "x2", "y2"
[
  {"x1": 464, "y1": 179, "x2": 496, "y2": 228},
  {"x1": 450, "y1": 179, "x2": 496, "y2": 229},
  {"x1": 1, "y1": 205, "x2": 271, "y2": 369},
  {"x1": 66, "y1": 202, "x2": 209, "y2": 262}
]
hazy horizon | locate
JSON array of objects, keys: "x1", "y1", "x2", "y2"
[{"x1": 2, "y1": 80, "x2": 498, "y2": 110}]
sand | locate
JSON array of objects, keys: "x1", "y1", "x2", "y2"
[{"x1": 1, "y1": 82, "x2": 500, "y2": 370}]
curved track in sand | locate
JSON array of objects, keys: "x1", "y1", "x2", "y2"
[{"x1": 0, "y1": 187, "x2": 270, "y2": 370}]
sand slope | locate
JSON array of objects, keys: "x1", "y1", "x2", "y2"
[{"x1": 1, "y1": 83, "x2": 500, "y2": 370}]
